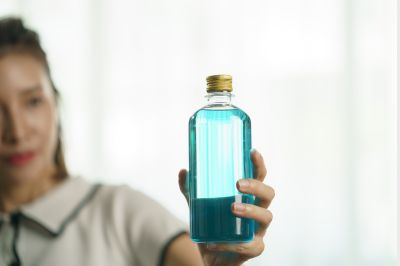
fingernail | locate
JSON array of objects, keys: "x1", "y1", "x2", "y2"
[
  {"x1": 238, "y1": 179, "x2": 250, "y2": 188},
  {"x1": 234, "y1": 203, "x2": 246, "y2": 212}
]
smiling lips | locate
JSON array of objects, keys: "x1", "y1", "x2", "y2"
[{"x1": 4, "y1": 151, "x2": 35, "y2": 166}]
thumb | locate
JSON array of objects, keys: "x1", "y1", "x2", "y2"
[{"x1": 178, "y1": 169, "x2": 189, "y2": 204}]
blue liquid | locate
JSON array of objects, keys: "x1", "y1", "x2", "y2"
[
  {"x1": 190, "y1": 195, "x2": 255, "y2": 243},
  {"x1": 188, "y1": 107, "x2": 254, "y2": 243}
]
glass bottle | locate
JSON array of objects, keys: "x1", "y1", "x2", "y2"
[{"x1": 188, "y1": 74, "x2": 254, "y2": 243}]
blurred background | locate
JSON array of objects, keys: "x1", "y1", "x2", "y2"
[{"x1": 0, "y1": 0, "x2": 397, "y2": 265}]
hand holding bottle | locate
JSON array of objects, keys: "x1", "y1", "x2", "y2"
[{"x1": 178, "y1": 149, "x2": 275, "y2": 266}]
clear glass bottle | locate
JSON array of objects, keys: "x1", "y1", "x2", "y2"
[{"x1": 188, "y1": 74, "x2": 254, "y2": 243}]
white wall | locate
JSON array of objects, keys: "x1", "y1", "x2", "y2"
[{"x1": 0, "y1": 0, "x2": 396, "y2": 265}]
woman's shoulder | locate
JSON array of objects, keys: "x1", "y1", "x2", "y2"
[
  {"x1": 74, "y1": 176, "x2": 171, "y2": 219},
  {"x1": 94, "y1": 179, "x2": 154, "y2": 205},
  {"x1": 70, "y1": 176, "x2": 188, "y2": 265}
]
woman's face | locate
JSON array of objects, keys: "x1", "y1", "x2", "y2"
[{"x1": 0, "y1": 53, "x2": 58, "y2": 185}]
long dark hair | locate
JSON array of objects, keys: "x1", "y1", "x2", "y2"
[{"x1": 0, "y1": 17, "x2": 68, "y2": 179}]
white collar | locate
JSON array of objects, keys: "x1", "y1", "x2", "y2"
[{"x1": 1, "y1": 176, "x2": 100, "y2": 236}]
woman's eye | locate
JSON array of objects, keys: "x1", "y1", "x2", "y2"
[{"x1": 27, "y1": 97, "x2": 43, "y2": 107}]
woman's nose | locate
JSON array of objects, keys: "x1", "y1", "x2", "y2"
[{"x1": 1, "y1": 109, "x2": 26, "y2": 144}]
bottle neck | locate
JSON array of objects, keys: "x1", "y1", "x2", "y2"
[{"x1": 206, "y1": 91, "x2": 233, "y2": 105}]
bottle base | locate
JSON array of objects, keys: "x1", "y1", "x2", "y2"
[{"x1": 191, "y1": 235, "x2": 254, "y2": 244}]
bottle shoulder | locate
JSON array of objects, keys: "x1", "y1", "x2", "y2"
[{"x1": 189, "y1": 105, "x2": 251, "y2": 123}]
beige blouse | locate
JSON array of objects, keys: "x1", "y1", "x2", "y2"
[{"x1": 0, "y1": 176, "x2": 188, "y2": 266}]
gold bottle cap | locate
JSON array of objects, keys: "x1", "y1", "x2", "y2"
[{"x1": 206, "y1": 74, "x2": 233, "y2": 92}]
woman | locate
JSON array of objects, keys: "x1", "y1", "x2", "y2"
[{"x1": 0, "y1": 17, "x2": 275, "y2": 266}]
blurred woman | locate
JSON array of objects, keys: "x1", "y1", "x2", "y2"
[{"x1": 0, "y1": 17, "x2": 274, "y2": 266}]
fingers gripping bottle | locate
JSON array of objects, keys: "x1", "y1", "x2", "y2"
[{"x1": 188, "y1": 74, "x2": 254, "y2": 243}]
